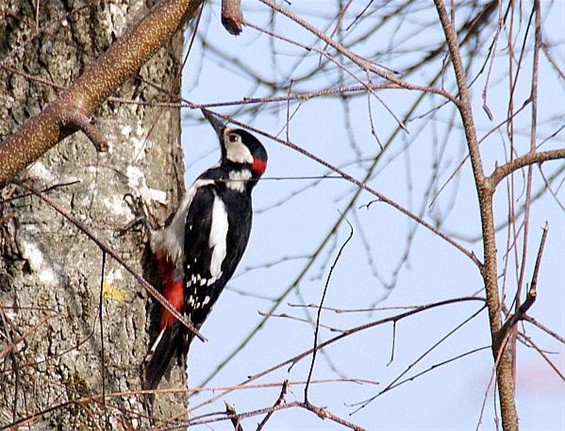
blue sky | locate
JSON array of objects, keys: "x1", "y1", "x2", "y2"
[{"x1": 175, "y1": 1, "x2": 564, "y2": 429}]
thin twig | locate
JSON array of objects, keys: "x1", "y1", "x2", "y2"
[
  {"x1": 530, "y1": 222, "x2": 549, "y2": 293},
  {"x1": 205, "y1": 110, "x2": 482, "y2": 268},
  {"x1": 187, "y1": 400, "x2": 367, "y2": 430},
  {"x1": 522, "y1": 314, "x2": 565, "y2": 345},
  {"x1": 191, "y1": 297, "x2": 485, "y2": 412},
  {"x1": 351, "y1": 305, "x2": 487, "y2": 413},
  {"x1": 256, "y1": 380, "x2": 288, "y2": 431},
  {"x1": 299, "y1": 402, "x2": 367, "y2": 431},
  {"x1": 0, "y1": 312, "x2": 55, "y2": 360},
  {"x1": 517, "y1": 332, "x2": 564, "y2": 381},
  {"x1": 494, "y1": 222, "x2": 548, "y2": 352},
  {"x1": 4, "y1": 378, "x2": 375, "y2": 429},
  {"x1": 258, "y1": 0, "x2": 458, "y2": 104},
  {"x1": 305, "y1": 216, "x2": 354, "y2": 403},
  {"x1": 98, "y1": 251, "x2": 108, "y2": 429},
  {"x1": 224, "y1": 402, "x2": 244, "y2": 431}
]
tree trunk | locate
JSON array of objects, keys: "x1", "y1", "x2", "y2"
[{"x1": 1, "y1": 1, "x2": 186, "y2": 427}]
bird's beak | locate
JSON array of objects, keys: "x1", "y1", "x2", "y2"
[{"x1": 201, "y1": 109, "x2": 226, "y2": 138}]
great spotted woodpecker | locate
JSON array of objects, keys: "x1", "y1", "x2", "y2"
[{"x1": 143, "y1": 109, "x2": 267, "y2": 390}]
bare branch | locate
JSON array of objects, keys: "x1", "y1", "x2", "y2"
[
  {"x1": 522, "y1": 315, "x2": 565, "y2": 345},
  {"x1": 221, "y1": 0, "x2": 244, "y2": 35},
  {"x1": 0, "y1": 0, "x2": 204, "y2": 187},
  {"x1": 224, "y1": 402, "x2": 244, "y2": 431},
  {"x1": 191, "y1": 297, "x2": 485, "y2": 412},
  {"x1": 432, "y1": 0, "x2": 518, "y2": 427},
  {"x1": 490, "y1": 149, "x2": 565, "y2": 188},
  {"x1": 258, "y1": 0, "x2": 459, "y2": 104},
  {"x1": 0, "y1": 312, "x2": 55, "y2": 360},
  {"x1": 60, "y1": 109, "x2": 108, "y2": 152},
  {"x1": 4, "y1": 378, "x2": 374, "y2": 429},
  {"x1": 305, "y1": 217, "x2": 354, "y2": 403},
  {"x1": 299, "y1": 402, "x2": 367, "y2": 431},
  {"x1": 352, "y1": 305, "x2": 487, "y2": 413},
  {"x1": 256, "y1": 380, "x2": 288, "y2": 431},
  {"x1": 494, "y1": 223, "x2": 548, "y2": 353}
]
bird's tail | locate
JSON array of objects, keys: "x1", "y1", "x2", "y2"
[{"x1": 143, "y1": 324, "x2": 182, "y2": 391}]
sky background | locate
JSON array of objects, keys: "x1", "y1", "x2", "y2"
[{"x1": 169, "y1": 1, "x2": 564, "y2": 429}]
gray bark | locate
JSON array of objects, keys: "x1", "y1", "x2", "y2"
[{"x1": 1, "y1": 0, "x2": 186, "y2": 428}]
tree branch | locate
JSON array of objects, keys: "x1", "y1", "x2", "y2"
[
  {"x1": 490, "y1": 149, "x2": 565, "y2": 187},
  {"x1": 432, "y1": 0, "x2": 519, "y2": 429},
  {"x1": 60, "y1": 109, "x2": 108, "y2": 152},
  {"x1": 224, "y1": 402, "x2": 244, "y2": 431},
  {"x1": 221, "y1": 0, "x2": 244, "y2": 35},
  {"x1": 256, "y1": 380, "x2": 288, "y2": 431},
  {"x1": 0, "y1": 0, "x2": 204, "y2": 188},
  {"x1": 191, "y1": 297, "x2": 485, "y2": 412},
  {"x1": 258, "y1": 0, "x2": 458, "y2": 104},
  {"x1": 494, "y1": 222, "x2": 549, "y2": 353},
  {"x1": 208, "y1": 111, "x2": 482, "y2": 267},
  {"x1": 304, "y1": 217, "x2": 353, "y2": 404}
]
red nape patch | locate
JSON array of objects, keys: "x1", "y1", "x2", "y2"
[
  {"x1": 155, "y1": 256, "x2": 184, "y2": 329},
  {"x1": 251, "y1": 158, "x2": 267, "y2": 175}
]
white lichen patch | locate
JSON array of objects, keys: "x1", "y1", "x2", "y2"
[
  {"x1": 2, "y1": 296, "x2": 17, "y2": 320},
  {"x1": 120, "y1": 124, "x2": 147, "y2": 155},
  {"x1": 142, "y1": 187, "x2": 167, "y2": 204},
  {"x1": 38, "y1": 267, "x2": 57, "y2": 285},
  {"x1": 26, "y1": 161, "x2": 56, "y2": 183},
  {"x1": 108, "y1": 3, "x2": 127, "y2": 37},
  {"x1": 131, "y1": 123, "x2": 151, "y2": 162},
  {"x1": 106, "y1": 268, "x2": 124, "y2": 283},
  {"x1": 126, "y1": 166, "x2": 168, "y2": 205},
  {"x1": 21, "y1": 240, "x2": 45, "y2": 271},
  {"x1": 21, "y1": 240, "x2": 57, "y2": 286},
  {"x1": 120, "y1": 125, "x2": 132, "y2": 137},
  {"x1": 126, "y1": 165, "x2": 143, "y2": 190},
  {"x1": 103, "y1": 195, "x2": 131, "y2": 218},
  {"x1": 131, "y1": 135, "x2": 146, "y2": 157}
]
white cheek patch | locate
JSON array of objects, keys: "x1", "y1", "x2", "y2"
[{"x1": 224, "y1": 129, "x2": 253, "y2": 164}]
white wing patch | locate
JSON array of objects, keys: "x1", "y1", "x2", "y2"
[{"x1": 208, "y1": 193, "x2": 228, "y2": 280}]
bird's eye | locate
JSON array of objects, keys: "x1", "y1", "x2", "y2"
[{"x1": 228, "y1": 134, "x2": 240, "y2": 143}]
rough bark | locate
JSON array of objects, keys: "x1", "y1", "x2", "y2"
[{"x1": 1, "y1": 0, "x2": 186, "y2": 428}]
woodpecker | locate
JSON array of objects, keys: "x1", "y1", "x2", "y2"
[{"x1": 143, "y1": 109, "x2": 267, "y2": 390}]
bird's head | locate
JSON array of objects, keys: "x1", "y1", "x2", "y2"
[{"x1": 201, "y1": 109, "x2": 268, "y2": 179}]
